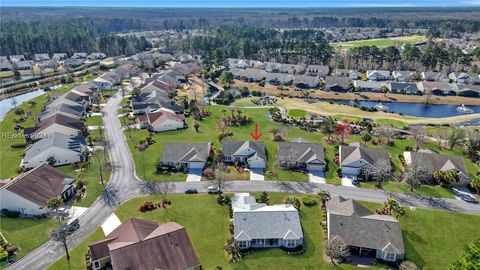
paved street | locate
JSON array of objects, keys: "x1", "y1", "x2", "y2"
[{"x1": 7, "y1": 90, "x2": 480, "y2": 270}]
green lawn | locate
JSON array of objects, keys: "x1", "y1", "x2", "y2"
[
  {"x1": 47, "y1": 194, "x2": 480, "y2": 270},
  {"x1": 333, "y1": 114, "x2": 362, "y2": 122},
  {"x1": 287, "y1": 109, "x2": 308, "y2": 118},
  {"x1": 57, "y1": 151, "x2": 112, "y2": 207},
  {"x1": 230, "y1": 98, "x2": 258, "y2": 107},
  {"x1": 361, "y1": 181, "x2": 455, "y2": 199},
  {"x1": 0, "y1": 84, "x2": 76, "y2": 179},
  {"x1": 126, "y1": 106, "x2": 321, "y2": 182},
  {"x1": 0, "y1": 217, "x2": 56, "y2": 268},
  {"x1": 85, "y1": 116, "x2": 103, "y2": 126},
  {"x1": 333, "y1": 35, "x2": 426, "y2": 49},
  {"x1": 374, "y1": 118, "x2": 408, "y2": 129}
]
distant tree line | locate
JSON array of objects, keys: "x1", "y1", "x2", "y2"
[
  {"x1": 0, "y1": 18, "x2": 151, "y2": 57},
  {"x1": 182, "y1": 28, "x2": 333, "y2": 65}
]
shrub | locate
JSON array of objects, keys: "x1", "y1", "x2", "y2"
[
  {"x1": 1, "y1": 209, "x2": 20, "y2": 218},
  {"x1": 10, "y1": 143, "x2": 28, "y2": 148},
  {"x1": 0, "y1": 251, "x2": 7, "y2": 261},
  {"x1": 302, "y1": 196, "x2": 318, "y2": 207}
]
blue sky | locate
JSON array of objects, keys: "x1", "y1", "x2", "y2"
[{"x1": 2, "y1": 0, "x2": 480, "y2": 7}]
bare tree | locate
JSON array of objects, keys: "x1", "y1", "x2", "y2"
[
  {"x1": 325, "y1": 236, "x2": 350, "y2": 265},
  {"x1": 446, "y1": 128, "x2": 466, "y2": 151},
  {"x1": 50, "y1": 207, "x2": 78, "y2": 262},
  {"x1": 158, "y1": 181, "x2": 175, "y2": 201},
  {"x1": 410, "y1": 126, "x2": 427, "y2": 150},
  {"x1": 211, "y1": 166, "x2": 231, "y2": 194},
  {"x1": 404, "y1": 156, "x2": 432, "y2": 191},
  {"x1": 361, "y1": 159, "x2": 392, "y2": 188}
]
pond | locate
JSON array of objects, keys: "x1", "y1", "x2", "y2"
[
  {"x1": 330, "y1": 99, "x2": 480, "y2": 119},
  {"x1": 0, "y1": 84, "x2": 62, "y2": 121}
]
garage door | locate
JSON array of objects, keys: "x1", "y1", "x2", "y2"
[
  {"x1": 249, "y1": 161, "x2": 265, "y2": 169},
  {"x1": 188, "y1": 162, "x2": 205, "y2": 169},
  {"x1": 341, "y1": 166, "x2": 359, "y2": 176},
  {"x1": 307, "y1": 164, "x2": 325, "y2": 172}
]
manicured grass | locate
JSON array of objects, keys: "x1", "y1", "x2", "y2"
[
  {"x1": 230, "y1": 98, "x2": 258, "y2": 107},
  {"x1": 361, "y1": 181, "x2": 455, "y2": 199},
  {"x1": 47, "y1": 229, "x2": 104, "y2": 270},
  {"x1": 0, "y1": 217, "x2": 56, "y2": 267},
  {"x1": 0, "y1": 84, "x2": 75, "y2": 179},
  {"x1": 361, "y1": 201, "x2": 480, "y2": 270},
  {"x1": 332, "y1": 114, "x2": 362, "y2": 122},
  {"x1": 126, "y1": 106, "x2": 318, "y2": 182},
  {"x1": 333, "y1": 35, "x2": 425, "y2": 49},
  {"x1": 85, "y1": 116, "x2": 103, "y2": 126},
  {"x1": 57, "y1": 151, "x2": 112, "y2": 207},
  {"x1": 48, "y1": 194, "x2": 480, "y2": 270},
  {"x1": 374, "y1": 118, "x2": 408, "y2": 129},
  {"x1": 287, "y1": 109, "x2": 308, "y2": 118}
]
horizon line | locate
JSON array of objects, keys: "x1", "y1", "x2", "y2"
[{"x1": 2, "y1": 5, "x2": 480, "y2": 8}]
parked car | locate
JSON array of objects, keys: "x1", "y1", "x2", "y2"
[
  {"x1": 351, "y1": 179, "x2": 360, "y2": 187},
  {"x1": 207, "y1": 185, "x2": 221, "y2": 194},
  {"x1": 66, "y1": 218, "x2": 80, "y2": 234},
  {"x1": 185, "y1": 188, "x2": 198, "y2": 194},
  {"x1": 460, "y1": 194, "x2": 479, "y2": 204}
]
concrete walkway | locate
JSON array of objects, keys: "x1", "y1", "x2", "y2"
[{"x1": 101, "y1": 213, "x2": 122, "y2": 236}]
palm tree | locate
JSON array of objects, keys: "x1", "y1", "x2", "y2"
[
  {"x1": 269, "y1": 127, "x2": 280, "y2": 140},
  {"x1": 317, "y1": 190, "x2": 331, "y2": 206}
]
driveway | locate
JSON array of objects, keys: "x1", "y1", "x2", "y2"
[
  {"x1": 452, "y1": 187, "x2": 478, "y2": 202},
  {"x1": 186, "y1": 169, "x2": 202, "y2": 182},
  {"x1": 308, "y1": 171, "x2": 325, "y2": 183},
  {"x1": 101, "y1": 213, "x2": 121, "y2": 236},
  {"x1": 341, "y1": 175, "x2": 358, "y2": 188},
  {"x1": 250, "y1": 169, "x2": 265, "y2": 181}
]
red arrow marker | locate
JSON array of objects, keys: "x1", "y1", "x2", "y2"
[{"x1": 250, "y1": 123, "x2": 263, "y2": 141}]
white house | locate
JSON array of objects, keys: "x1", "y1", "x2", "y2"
[
  {"x1": 22, "y1": 132, "x2": 87, "y2": 169},
  {"x1": 0, "y1": 164, "x2": 76, "y2": 216},
  {"x1": 366, "y1": 70, "x2": 390, "y2": 81},
  {"x1": 144, "y1": 109, "x2": 185, "y2": 132},
  {"x1": 222, "y1": 141, "x2": 266, "y2": 169},
  {"x1": 232, "y1": 193, "x2": 304, "y2": 250}
]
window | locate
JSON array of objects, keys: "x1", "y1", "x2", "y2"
[
  {"x1": 238, "y1": 241, "x2": 248, "y2": 248},
  {"x1": 383, "y1": 252, "x2": 396, "y2": 261},
  {"x1": 94, "y1": 261, "x2": 100, "y2": 269},
  {"x1": 285, "y1": 240, "x2": 296, "y2": 247}
]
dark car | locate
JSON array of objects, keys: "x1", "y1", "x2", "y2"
[
  {"x1": 351, "y1": 178, "x2": 360, "y2": 187},
  {"x1": 185, "y1": 188, "x2": 198, "y2": 194},
  {"x1": 460, "y1": 194, "x2": 479, "y2": 204}
]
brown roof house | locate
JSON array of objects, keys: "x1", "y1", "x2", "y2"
[
  {"x1": 326, "y1": 196, "x2": 404, "y2": 262},
  {"x1": 403, "y1": 151, "x2": 470, "y2": 187},
  {"x1": 138, "y1": 109, "x2": 185, "y2": 132},
  {"x1": 88, "y1": 219, "x2": 200, "y2": 270},
  {"x1": 0, "y1": 164, "x2": 76, "y2": 216},
  {"x1": 26, "y1": 113, "x2": 84, "y2": 140}
]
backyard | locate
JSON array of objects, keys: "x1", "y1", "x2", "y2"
[
  {"x1": 332, "y1": 35, "x2": 426, "y2": 49},
  {"x1": 46, "y1": 193, "x2": 480, "y2": 270}
]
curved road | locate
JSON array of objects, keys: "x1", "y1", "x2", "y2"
[{"x1": 7, "y1": 91, "x2": 480, "y2": 270}]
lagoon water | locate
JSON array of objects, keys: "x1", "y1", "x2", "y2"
[{"x1": 331, "y1": 99, "x2": 480, "y2": 119}]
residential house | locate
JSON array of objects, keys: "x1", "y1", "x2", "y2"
[
  {"x1": 64, "y1": 58, "x2": 85, "y2": 69},
  {"x1": 0, "y1": 56, "x2": 8, "y2": 62},
  {"x1": 222, "y1": 141, "x2": 266, "y2": 169},
  {"x1": 339, "y1": 142, "x2": 391, "y2": 178},
  {"x1": 112, "y1": 63, "x2": 139, "y2": 80},
  {"x1": 467, "y1": 73, "x2": 480, "y2": 85},
  {"x1": 160, "y1": 142, "x2": 211, "y2": 171},
  {"x1": 353, "y1": 80, "x2": 383, "y2": 92},
  {"x1": 237, "y1": 68, "x2": 268, "y2": 82},
  {"x1": 48, "y1": 90, "x2": 91, "y2": 110},
  {"x1": 52, "y1": 53, "x2": 67, "y2": 61},
  {"x1": 23, "y1": 132, "x2": 87, "y2": 169},
  {"x1": 451, "y1": 84, "x2": 480, "y2": 97},
  {"x1": 277, "y1": 142, "x2": 326, "y2": 172},
  {"x1": 0, "y1": 61, "x2": 13, "y2": 72},
  {"x1": 305, "y1": 65, "x2": 330, "y2": 77},
  {"x1": 392, "y1": 71, "x2": 416, "y2": 82},
  {"x1": 96, "y1": 72, "x2": 121, "y2": 87},
  {"x1": 232, "y1": 193, "x2": 303, "y2": 250},
  {"x1": 449, "y1": 72, "x2": 469, "y2": 84},
  {"x1": 88, "y1": 219, "x2": 200, "y2": 270},
  {"x1": 34, "y1": 53, "x2": 50, "y2": 62},
  {"x1": 366, "y1": 70, "x2": 390, "y2": 81},
  {"x1": 279, "y1": 64, "x2": 306, "y2": 75},
  {"x1": 0, "y1": 164, "x2": 76, "y2": 216},
  {"x1": 324, "y1": 76, "x2": 351, "y2": 92},
  {"x1": 38, "y1": 103, "x2": 86, "y2": 121},
  {"x1": 404, "y1": 151, "x2": 471, "y2": 186},
  {"x1": 71, "y1": 83, "x2": 98, "y2": 97},
  {"x1": 326, "y1": 196, "x2": 404, "y2": 262},
  {"x1": 9, "y1": 55, "x2": 25, "y2": 62},
  {"x1": 388, "y1": 82, "x2": 420, "y2": 95},
  {"x1": 14, "y1": 61, "x2": 32, "y2": 70},
  {"x1": 332, "y1": 69, "x2": 359, "y2": 80},
  {"x1": 417, "y1": 81, "x2": 453, "y2": 96},
  {"x1": 292, "y1": 75, "x2": 320, "y2": 89},
  {"x1": 421, "y1": 71, "x2": 450, "y2": 83},
  {"x1": 141, "y1": 109, "x2": 185, "y2": 132},
  {"x1": 26, "y1": 113, "x2": 84, "y2": 140},
  {"x1": 171, "y1": 62, "x2": 201, "y2": 76},
  {"x1": 265, "y1": 73, "x2": 294, "y2": 86},
  {"x1": 87, "y1": 53, "x2": 107, "y2": 61},
  {"x1": 39, "y1": 60, "x2": 59, "y2": 69},
  {"x1": 72, "y1": 52, "x2": 88, "y2": 59},
  {"x1": 263, "y1": 62, "x2": 282, "y2": 73}
]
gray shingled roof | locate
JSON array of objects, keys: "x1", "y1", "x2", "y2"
[
  {"x1": 327, "y1": 196, "x2": 404, "y2": 254},
  {"x1": 265, "y1": 73, "x2": 294, "y2": 84},
  {"x1": 161, "y1": 142, "x2": 211, "y2": 163},
  {"x1": 293, "y1": 75, "x2": 320, "y2": 88},
  {"x1": 340, "y1": 143, "x2": 391, "y2": 170},
  {"x1": 277, "y1": 142, "x2": 325, "y2": 165},
  {"x1": 233, "y1": 194, "x2": 303, "y2": 241},
  {"x1": 222, "y1": 141, "x2": 266, "y2": 161},
  {"x1": 24, "y1": 132, "x2": 86, "y2": 163},
  {"x1": 406, "y1": 151, "x2": 469, "y2": 181}
]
